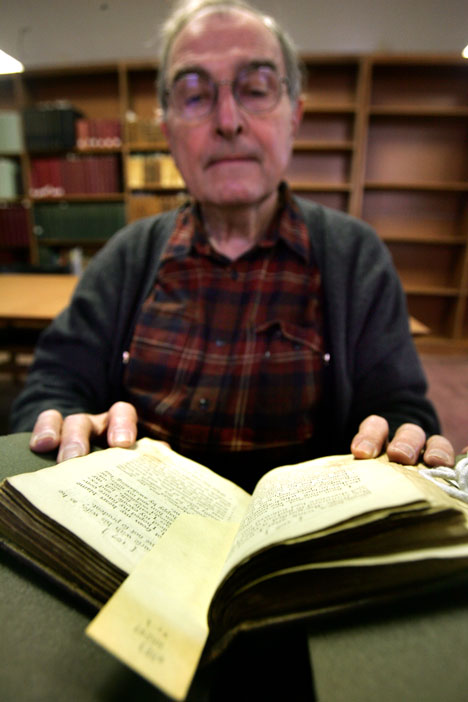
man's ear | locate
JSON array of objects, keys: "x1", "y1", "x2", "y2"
[
  {"x1": 156, "y1": 107, "x2": 170, "y2": 141},
  {"x1": 291, "y1": 96, "x2": 304, "y2": 138}
]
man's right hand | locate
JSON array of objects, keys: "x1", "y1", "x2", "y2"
[{"x1": 29, "y1": 401, "x2": 138, "y2": 463}]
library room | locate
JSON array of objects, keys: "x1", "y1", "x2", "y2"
[{"x1": 1, "y1": 1, "x2": 468, "y2": 701}]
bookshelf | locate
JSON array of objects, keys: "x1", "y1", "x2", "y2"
[
  {"x1": 0, "y1": 55, "x2": 467, "y2": 343},
  {"x1": 288, "y1": 56, "x2": 361, "y2": 213},
  {"x1": 361, "y1": 57, "x2": 468, "y2": 344}
]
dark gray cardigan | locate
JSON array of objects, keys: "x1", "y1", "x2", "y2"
[{"x1": 11, "y1": 197, "x2": 439, "y2": 457}]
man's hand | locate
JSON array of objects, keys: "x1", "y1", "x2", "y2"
[
  {"x1": 351, "y1": 414, "x2": 455, "y2": 467},
  {"x1": 29, "y1": 402, "x2": 138, "y2": 463}
]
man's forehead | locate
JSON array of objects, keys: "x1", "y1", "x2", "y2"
[{"x1": 167, "y1": 8, "x2": 284, "y2": 78}]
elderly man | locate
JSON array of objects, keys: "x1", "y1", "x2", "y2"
[{"x1": 11, "y1": 0, "x2": 454, "y2": 490}]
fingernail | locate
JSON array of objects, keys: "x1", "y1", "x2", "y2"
[
  {"x1": 60, "y1": 444, "x2": 85, "y2": 461},
  {"x1": 354, "y1": 440, "x2": 379, "y2": 459},
  {"x1": 30, "y1": 430, "x2": 57, "y2": 449},
  {"x1": 393, "y1": 442, "x2": 415, "y2": 462},
  {"x1": 110, "y1": 430, "x2": 134, "y2": 446},
  {"x1": 426, "y1": 450, "x2": 451, "y2": 466}
]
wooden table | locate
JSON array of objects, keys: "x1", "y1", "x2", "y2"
[
  {"x1": 0, "y1": 274, "x2": 79, "y2": 325},
  {"x1": 0, "y1": 274, "x2": 79, "y2": 378},
  {"x1": 2, "y1": 435, "x2": 468, "y2": 702}
]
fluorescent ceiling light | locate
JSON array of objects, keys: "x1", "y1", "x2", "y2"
[
  {"x1": 463, "y1": 44, "x2": 468, "y2": 59},
  {"x1": 0, "y1": 49, "x2": 24, "y2": 75}
]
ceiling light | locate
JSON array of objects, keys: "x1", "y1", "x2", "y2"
[
  {"x1": 462, "y1": 44, "x2": 468, "y2": 59},
  {"x1": 0, "y1": 49, "x2": 24, "y2": 75}
]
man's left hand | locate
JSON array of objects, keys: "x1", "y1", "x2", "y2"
[{"x1": 351, "y1": 414, "x2": 455, "y2": 467}]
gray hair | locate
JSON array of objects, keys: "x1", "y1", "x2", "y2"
[{"x1": 157, "y1": 0, "x2": 302, "y2": 111}]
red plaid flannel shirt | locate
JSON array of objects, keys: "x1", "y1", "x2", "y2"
[{"x1": 124, "y1": 184, "x2": 324, "y2": 454}]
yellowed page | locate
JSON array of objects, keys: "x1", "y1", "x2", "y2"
[
  {"x1": 7, "y1": 439, "x2": 249, "y2": 573},
  {"x1": 87, "y1": 513, "x2": 238, "y2": 701},
  {"x1": 220, "y1": 456, "x2": 434, "y2": 580}
]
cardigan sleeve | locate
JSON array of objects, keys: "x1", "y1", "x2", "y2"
[{"x1": 10, "y1": 214, "x2": 174, "y2": 432}]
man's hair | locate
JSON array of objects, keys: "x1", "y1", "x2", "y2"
[{"x1": 157, "y1": 0, "x2": 302, "y2": 111}]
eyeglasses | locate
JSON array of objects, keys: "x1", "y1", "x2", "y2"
[{"x1": 165, "y1": 65, "x2": 289, "y2": 122}]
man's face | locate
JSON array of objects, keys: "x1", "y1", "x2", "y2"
[{"x1": 161, "y1": 9, "x2": 303, "y2": 211}]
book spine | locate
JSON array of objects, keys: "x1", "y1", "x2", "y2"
[{"x1": 0, "y1": 205, "x2": 29, "y2": 247}]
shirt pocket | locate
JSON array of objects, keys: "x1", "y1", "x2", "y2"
[{"x1": 251, "y1": 318, "x2": 324, "y2": 424}]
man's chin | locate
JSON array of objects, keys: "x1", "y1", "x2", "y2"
[{"x1": 197, "y1": 186, "x2": 276, "y2": 210}]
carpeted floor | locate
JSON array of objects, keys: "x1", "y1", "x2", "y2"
[{"x1": 1, "y1": 352, "x2": 467, "y2": 452}]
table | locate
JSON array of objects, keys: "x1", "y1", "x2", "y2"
[
  {"x1": 2, "y1": 433, "x2": 468, "y2": 701},
  {"x1": 0, "y1": 274, "x2": 78, "y2": 325},
  {"x1": 0, "y1": 274, "x2": 79, "y2": 378}
]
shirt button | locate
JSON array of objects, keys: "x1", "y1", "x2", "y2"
[
  {"x1": 215, "y1": 339, "x2": 225, "y2": 347},
  {"x1": 230, "y1": 269, "x2": 238, "y2": 280},
  {"x1": 264, "y1": 350, "x2": 271, "y2": 358},
  {"x1": 199, "y1": 397, "x2": 209, "y2": 409}
]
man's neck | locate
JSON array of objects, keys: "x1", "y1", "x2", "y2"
[{"x1": 199, "y1": 191, "x2": 279, "y2": 261}]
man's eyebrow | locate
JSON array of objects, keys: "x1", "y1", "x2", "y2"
[
  {"x1": 170, "y1": 65, "x2": 210, "y2": 85},
  {"x1": 169, "y1": 59, "x2": 280, "y2": 86},
  {"x1": 243, "y1": 59, "x2": 279, "y2": 73}
]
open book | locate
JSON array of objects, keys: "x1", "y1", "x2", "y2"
[{"x1": 1, "y1": 438, "x2": 468, "y2": 700}]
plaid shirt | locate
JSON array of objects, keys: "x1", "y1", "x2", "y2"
[{"x1": 124, "y1": 184, "x2": 324, "y2": 454}]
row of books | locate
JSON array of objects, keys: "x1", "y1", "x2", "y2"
[
  {"x1": 127, "y1": 154, "x2": 185, "y2": 189},
  {"x1": 1, "y1": 108, "x2": 169, "y2": 157},
  {"x1": 33, "y1": 202, "x2": 126, "y2": 242},
  {"x1": 0, "y1": 196, "x2": 186, "y2": 253},
  {"x1": 0, "y1": 158, "x2": 20, "y2": 199},
  {"x1": 76, "y1": 118, "x2": 122, "y2": 149},
  {"x1": 0, "y1": 111, "x2": 23, "y2": 154},
  {"x1": 0, "y1": 205, "x2": 29, "y2": 247},
  {"x1": 29, "y1": 155, "x2": 121, "y2": 197}
]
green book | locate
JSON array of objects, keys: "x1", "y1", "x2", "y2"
[
  {"x1": 0, "y1": 111, "x2": 23, "y2": 154},
  {"x1": 0, "y1": 158, "x2": 19, "y2": 198}
]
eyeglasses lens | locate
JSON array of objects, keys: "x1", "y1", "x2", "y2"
[{"x1": 170, "y1": 67, "x2": 282, "y2": 120}]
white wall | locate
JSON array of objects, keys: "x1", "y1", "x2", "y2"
[{"x1": 1, "y1": 0, "x2": 467, "y2": 69}]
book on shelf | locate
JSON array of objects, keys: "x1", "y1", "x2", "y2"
[
  {"x1": 23, "y1": 101, "x2": 82, "y2": 151},
  {"x1": 0, "y1": 158, "x2": 20, "y2": 198},
  {"x1": 0, "y1": 110, "x2": 23, "y2": 153},
  {"x1": 127, "y1": 153, "x2": 185, "y2": 188},
  {"x1": 33, "y1": 201, "x2": 125, "y2": 242},
  {"x1": 127, "y1": 192, "x2": 188, "y2": 221},
  {"x1": 75, "y1": 118, "x2": 122, "y2": 149},
  {"x1": 1, "y1": 438, "x2": 468, "y2": 700},
  {"x1": 0, "y1": 204, "x2": 29, "y2": 247},
  {"x1": 125, "y1": 117, "x2": 166, "y2": 145}
]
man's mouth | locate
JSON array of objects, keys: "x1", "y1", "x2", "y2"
[{"x1": 206, "y1": 154, "x2": 258, "y2": 168}]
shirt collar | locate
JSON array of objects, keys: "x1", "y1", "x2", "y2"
[{"x1": 162, "y1": 183, "x2": 311, "y2": 264}]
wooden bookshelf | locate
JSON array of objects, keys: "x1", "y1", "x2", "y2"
[
  {"x1": 0, "y1": 55, "x2": 467, "y2": 343},
  {"x1": 361, "y1": 57, "x2": 468, "y2": 343}
]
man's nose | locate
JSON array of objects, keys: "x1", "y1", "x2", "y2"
[{"x1": 214, "y1": 83, "x2": 243, "y2": 138}]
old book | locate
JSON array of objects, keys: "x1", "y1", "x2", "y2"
[{"x1": 1, "y1": 439, "x2": 468, "y2": 699}]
